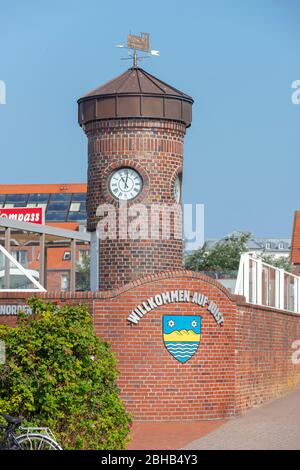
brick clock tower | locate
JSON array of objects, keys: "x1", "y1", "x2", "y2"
[{"x1": 78, "y1": 66, "x2": 193, "y2": 290}]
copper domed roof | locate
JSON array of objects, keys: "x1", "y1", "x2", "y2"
[{"x1": 78, "y1": 67, "x2": 193, "y2": 127}]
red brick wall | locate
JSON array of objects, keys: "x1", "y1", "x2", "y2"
[
  {"x1": 1, "y1": 271, "x2": 300, "y2": 420},
  {"x1": 93, "y1": 271, "x2": 237, "y2": 420},
  {"x1": 85, "y1": 119, "x2": 186, "y2": 290},
  {"x1": 235, "y1": 302, "x2": 300, "y2": 414}
]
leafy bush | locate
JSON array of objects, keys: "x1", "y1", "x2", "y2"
[{"x1": 0, "y1": 298, "x2": 131, "y2": 449}]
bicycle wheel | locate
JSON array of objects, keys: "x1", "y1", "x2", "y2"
[{"x1": 15, "y1": 433, "x2": 62, "y2": 450}]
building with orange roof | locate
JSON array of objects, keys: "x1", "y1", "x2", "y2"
[
  {"x1": 0, "y1": 183, "x2": 89, "y2": 291},
  {"x1": 0, "y1": 183, "x2": 87, "y2": 226}
]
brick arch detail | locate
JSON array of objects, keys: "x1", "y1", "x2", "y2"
[{"x1": 98, "y1": 269, "x2": 239, "y2": 302}]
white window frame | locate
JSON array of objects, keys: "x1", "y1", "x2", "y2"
[{"x1": 0, "y1": 245, "x2": 46, "y2": 293}]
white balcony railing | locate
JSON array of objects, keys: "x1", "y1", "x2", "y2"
[{"x1": 235, "y1": 253, "x2": 300, "y2": 314}]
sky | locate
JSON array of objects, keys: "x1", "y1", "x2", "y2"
[{"x1": 0, "y1": 0, "x2": 299, "y2": 239}]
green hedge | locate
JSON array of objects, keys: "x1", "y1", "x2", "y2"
[{"x1": 0, "y1": 298, "x2": 131, "y2": 450}]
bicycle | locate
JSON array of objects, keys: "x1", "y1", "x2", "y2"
[{"x1": 0, "y1": 414, "x2": 62, "y2": 450}]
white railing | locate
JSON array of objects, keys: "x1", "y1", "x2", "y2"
[
  {"x1": 0, "y1": 244, "x2": 46, "y2": 293},
  {"x1": 235, "y1": 253, "x2": 300, "y2": 313},
  {"x1": 0, "y1": 218, "x2": 97, "y2": 292}
]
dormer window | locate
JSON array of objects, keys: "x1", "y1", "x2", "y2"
[
  {"x1": 63, "y1": 251, "x2": 71, "y2": 261},
  {"x1": 265, "y1": 243, "x2": 271, "y2": 250}
]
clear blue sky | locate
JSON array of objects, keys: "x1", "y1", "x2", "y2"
[{"x1": 0, "y1": 0, "x2": 299, "y2": 238}]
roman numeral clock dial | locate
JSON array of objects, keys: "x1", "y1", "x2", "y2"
[{"x1": 109, "y1": 167, "x2": 143, "y2": 201}]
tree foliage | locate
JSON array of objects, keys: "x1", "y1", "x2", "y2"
[
  {"x1": 185, "y1": 232, "x2": 293, "y2": 274},
  {"x1": 76, "y1": 251, "x2": 90, "y2": 291},
  {"x1": 185, "y1": 232, "x2": 251, "y2": 272},
  {"x1": 259, "y1": 254, "x2": 292, "y2": 272},
  {"x1": 0, "y1": 299, "x2": 131, "y2": 450}
]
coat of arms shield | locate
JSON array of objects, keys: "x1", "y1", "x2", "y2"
[{"x1": 163, "y1": 315, "x2": 202, "y2": 363}]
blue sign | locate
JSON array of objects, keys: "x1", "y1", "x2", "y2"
[{"x1": 163, "y1": 315, "x2": 202, "y2": 363}]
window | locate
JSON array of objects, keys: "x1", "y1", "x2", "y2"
[
  {"x1": 265, "y1": 243, "x2": 271, "y2": 250},
  {"x1": 278, "y1": 243, "x2": 284, "y2": 250},
  {"x1": 28, "y1": 194, "x2": 49, "y2": 203},
  {"x1": 70, "y1": 202, "x2": 80, "y2": 212},
  {"x1": 6, "y1": 194, "x2": 28, "y2": 203},
  {"x1": 0, "y1": 195, "x2": 6, "y2": 203},
  {"x1": 68, "y1": 212, "x2": 86, "y2": 221},
  {"x1": 11, "y1": 250, "x2": 28, "y2": 267},
  {"x1": 72, "y1": 193, "x2": 86, "y2": 202},
  {"x1": 63, "y1": 251, "x2": 71, "y2": 261},
  {"x1": 61, "y1": 274, "x2": 69, "y2": 291},
  {"x1": 47, "y1": 202, "x2": 70, "y2": 212},
  {"x1": 4, "y1": 204, "x2": 14, "y2": 208},
  {"x1": 46, "y1": 212, "x2": 67, "y2": 222},
  {"x1": 50, "y1": 193, "x2": 72, "y2": 202}
]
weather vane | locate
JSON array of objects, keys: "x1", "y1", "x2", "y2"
[{"x1": 117, "y1": 32, "x2": 160, "y2": 67}]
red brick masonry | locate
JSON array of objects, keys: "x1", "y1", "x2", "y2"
[
  {"x1": 85, "y1": 119, "x2": 186, "y2": 290},
  {"x1": 1, "y1": 270, "x2": 300, "y2": 420}
]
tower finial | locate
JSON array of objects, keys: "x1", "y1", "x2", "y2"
[
  {"x1": 133, "y1": 48, "x2": 137, "y2": 68},
  {"x1": 116, "y1": 32, "x2": 160, "y2": 67}
]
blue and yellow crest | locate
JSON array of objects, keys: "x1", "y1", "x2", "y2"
[{"x1": 163, "y1": 315, "x2": 202, "y2": 363}]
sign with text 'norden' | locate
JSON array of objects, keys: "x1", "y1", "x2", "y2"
[
  {"x1": 0, "y1": 305, "x2": 32, "y2": 315},
  {"x1": 0, "y1": 207, "x2": 44, "y2": 225}
]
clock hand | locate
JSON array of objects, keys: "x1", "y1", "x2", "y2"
[
  {"x1": 120, "y1": 176, "x2": 129, "y2": 190},
  {"x1": 123, "y1": 173, "x2": 129, "y2": 189}
]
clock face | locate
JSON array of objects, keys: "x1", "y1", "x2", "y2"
[
  {"x1": 109, "y1": 167, "x2": 143, "y2": 201},
  {"x1": 174, "y1": 175, "x2": 181, "y2": 203}
]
